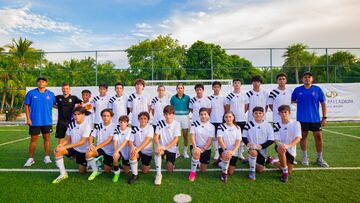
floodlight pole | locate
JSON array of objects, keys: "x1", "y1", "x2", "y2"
[
  {"x1": 95, "y1": 51, "x2": 98, "y2": 86},
  {"x1": 326, "y1": 48, "x2": 329, "y2": 83}
]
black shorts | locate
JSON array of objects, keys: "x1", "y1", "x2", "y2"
[
  {"x1": 190, "y1": 145, "x2": 211, "y2": 165},
  {"x1": 300, "y1": 122, "x2": 322, "y2": 132},
  {"x1": 211, "y1": 123, "x2": 222, "y2": 137},
  {"x1": 97, "y1": 148, "x2": 113, "y2": 166},
  {"x1": 275, "y1": 145, "x2": 295, "y2": 165},
  {"x1": 161, "y1": 150, "x2": 176, "y2": 165},
  {"x1": 29, "y1": 125, "x2": 53, "y2": 136},
  {"x1": 153, "y1": 125, "x2": 157, "y2": 132},
  {"x1": 66, "y1": 148, "x2": 87, "y2": 166},
  {"x1": 256, "y1": 152, "x2": 266, "y2": 166},
  {"x1": 138, "y1": 151, "x2": 152, "y2": 166},
  {"x1": 55, "y1": 121, "x2": 68, "y2": 138},
  {"x1": 119, "y1": 151, "x2": 130, "y2": 166},
  {"x1": 236, "y1": 122, "x2": 246, "y2": 132},
  {"x1": 218, "y1": 148, "x2": 238, "y2": 166}
]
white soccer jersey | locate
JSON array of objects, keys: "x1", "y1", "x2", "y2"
[
  {"x1": 129, "y1": 124, "x2": 154, "y2": 156},
  {"x1": 66, "y1": 119, "x2": 91, "y2": 153},
  {"x1": 208, "y1": 95, "x2": 226, "y2": 123},
  {"x1": 113, "y1": 127, "x2": 132, "y2": 160},
  {"x1": 91, "y1": 95, "x2": 110, "y2": 124},
  {"x1": 151, "y1": 96, "x2": 170, "y2": 125},
  {"x1": 127, "y1": 93, "x2": 151, "y2": 126},
  {"x1": 190, "y1": 121, "x2": 215, "y2": 148},
  {"x1": 225, "y1": 91, "x2": 249, "y2": 122},
  {"x1": 90, "y1": 122, "x2": 116, "y2": 156},
  {"x1": 242, "y1": 120, "x2": 274, "y2": 157},
  {"x1": 246, "y1": 90, "x2": 268, "y2": 122},
  {"x1": 189, "y1": 96, "x2": 211, "y2": 122},
  {"x1": 267, "y1": 88, "x2": 293, "y2": 123},
  {"x1": 81, "y1": 101, "x2": 94, "y2": 125},
  {"x1": 217, "y1": 123, "x2": 242, "y2": 156},
  {"x1": 155, "y1": 120, "x2": 181, "y2": 153},
  {"x1": 108, "y1": 94, "x2": 128, "y2": 124},
  {"x1": 274, "y1": 120, "x2": 302, "y2": 157}
]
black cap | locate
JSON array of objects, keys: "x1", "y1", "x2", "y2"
[
  {"x1": 36, "y1": 77, "x2": 48, "y2": 82},
  {"x1": 303, "y1": 71, "x2": 313, "y2": 77}
]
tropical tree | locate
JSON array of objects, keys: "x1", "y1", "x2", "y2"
[{"x1": 283, "y1": 43, "x2": 308, "y2": 84}]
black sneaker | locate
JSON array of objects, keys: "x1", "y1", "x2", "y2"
[
  {"x1": 220, "y1": 172, "x2": 228, "y2": 183},
  {"x1": 128, "y1": 175, "x2": 139, "y2": 184}
]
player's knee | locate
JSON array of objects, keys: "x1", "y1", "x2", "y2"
[{"x1": 249, "y1": 149, "x2": 257, "y2": 157}]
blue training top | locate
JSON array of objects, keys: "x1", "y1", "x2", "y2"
[{"x1": 170, "y1": 94, "x2": 190, "y2": 115}]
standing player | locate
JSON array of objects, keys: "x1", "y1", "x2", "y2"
[
  {"x1": 189, "y1": 84, "x2": 211, "y2": 123},
  {"x1": 153, "y1": 105, "x2": 181, "y2": 185},
  {"x1": 128, "y1": 112, "x2": 154, "y2": 184},
  {"x1": 151, "y1": 85, "x2": 170, "y2": 131},
  {"x1": 242, "y1": 107, "x2": 274, "y2": 181},
  {"x1": 91, "y1": 84, "x2": 110, "y2": 128},
  {"x1": 112, "y1": 115, "x2": 132, "y2": 183},
  {"x1": 246, "y1": 76, "x2": 268, "y2": 122},
  {"x1": 170, "y1": 83, "x2": 191, "y2": 158},
  {"x1": 86, "y1": 108, "x2": 117, "y2": 181},
  {"x1": 55, "y1": 83, "x2": 82, "y2": 144},
  {"x1": 268, "y1": 73, "x2": 293, "y2": 123},
  {"x1": 80, "y1": 89, "x2": 93, "y2": 124},
  {"x1": 291, "y1": 72, "x2": 329, "y2": 167},
  {"x1": 108, "y1": 82, "x2": 128, "y2": 124},
  {"x1": 128, "y1": 79, "x2": 151, "y2": 127},
  {"x1": 217, "y1": 111, "x2": 242, "y2": 183},
  {"x1": 208, "y1": 81, "x2": 226, "y2": 160},
  {"x1": 24, "y1": 77, "x2": 56, "y2": 167},
  {"x1": 52, "y1": 106, "x2": 91, "y2": 183},
  {"x1": 188, "y1": 108, "x2": 215, "y2": 182}
]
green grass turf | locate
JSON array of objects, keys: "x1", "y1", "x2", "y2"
[{"x1": 0, "y1": 122, "x2": 359, "y2": 202}]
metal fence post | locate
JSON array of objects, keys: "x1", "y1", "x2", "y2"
[
  {"x1": 95, "y1": 51, "x2": 98, "y2": 86},
  {"x1": 39, "y1": 52, "x2": 43, "y2": 77},
  {"x1": 270, "y1": 48, "x2": 273, "y2": 83},
  {"x1": 334, "y1": 65, "x2": 337, "y2": 83},
  {"x1": 326, "y1": 48, "x2": 329, "y2": 83},
  {"x1": 210, "y1": 49, "x2": 214, "y2": 80},
  {"x1": 151, "y1": 50, "x2": 154, "y2": 81}
]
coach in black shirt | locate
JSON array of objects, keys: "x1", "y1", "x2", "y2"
[{"x1": 55, "y1": 83, "x2": 82, "y2": 143}]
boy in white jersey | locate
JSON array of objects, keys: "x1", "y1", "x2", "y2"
[
  {"x1": 81, "y1": 89, "x2": 94, "y2": 125},
  {"x1": 189, "y1": 84, "x2": 211, "y2": 123},
  {"x1": 108, "y1": 82, "x2": 128, "y2": 124},
  {"x1": 128, "y1": 79, "x2": 151, "y2": 127},
  {"x1": 86, "y1": 108, "x2": 117, "y2": 181},
  {"x1": 269, "y1": 105, "x2": 301, "y2": 182},
  {"x1": 218, "y1": 111, "x2": 242, "y2": 183},
  {"x1": 209, "y1": 81, "x2": 226, "y2": 160},
  {"x1": 151, "y1": 84, "x2": 170, "y2": 131},
  {"x1": 52, "y1": 107, "x2": 91, "y2": 184},
  {"x1": 188, "y1": 108, "x2": 215, "y2": 182},
  {"x1": 91, "y1": 84, "x2": 110, "y2": 127},
  {"x1": 242, "y1": 106, "x2": 274, "y2": 181},
  {"x1": 128, "y1": 112, "x2": 154, "y2": 184},
  {"x1": 246, "y1": 76, "x2": 268, "y2": 122},
  {"x1": 154, "y1": 105, "x2": 181, "y2": 185},
  {"x1": 112, "y1": 115, "x2": 132, "y2": 183},
  {"x1": 268, "y1": 73, "x2": 293, "y2": 123}
]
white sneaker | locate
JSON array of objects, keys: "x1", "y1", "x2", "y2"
[
  {"x1": 44, "y1": 156, "x2": 52, "y2": 164},
  {"x1": 176, "y1": 152, "x2": 181, "y2": 158},
  {"x1": 213, "y1": 151, "x2": 219, "y2": 160},
  {"x1": 183, "y1": 152, "x2": 190, "y2": 159},
  {"x1": 24, "y1": 158, "x2": 35, "y2": 167},
  {"x1": 154, "y1": 174, "x2": 162, "y2": 186},
  {"x1": 302, "y1": 157, "x2": 309, "y2": 166}
]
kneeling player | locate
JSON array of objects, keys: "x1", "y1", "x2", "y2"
[
  {"x1": 86, "y1": 108, "x2": 117, "y2": 181},
  {"x1": 188, "y1": 108, "x2": 215, "y2": 182},
  {"x1": 53, "y1": 107, "x2": 91, "y2": 184},
  {"x1": 242, "y1": 106, "x2": 274, "y2": 181},
  {"x1": 154, "y1": 105, "x2": 181, "y2": 185},
  {"x1": 112, "y1": 115, "x2": 132, "y2": 183},
  {"x1": 270, "y1": 105, "x2": 301, "y2": 182},
  {"x1": 217, "y1": 111, "x2": 242, "y2": 183},
  {"x1": 128, "y1": 112, "x2": 154, "y2": 184}
]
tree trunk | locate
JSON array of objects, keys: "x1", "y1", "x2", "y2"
[
  {"x1": 0, "y1": 91, "x2": 6, "y2": 113},
  {"x1": 295, "y1": 67, "x2": 299, "y2": 84},
  {"x1": 10, "y1": 93, "x2": 15, "y2": 108}
]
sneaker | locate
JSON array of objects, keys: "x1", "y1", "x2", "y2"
[
  {"x1": 220, "y1": 172, "x2": 228, "y2": 183},
  {"x1": 112, "y1": 173, "x2": 120, "y2": 183},
  {"x1": 24, "y1": 158, "x2": 35, "y2": 167},
  {"x1": 154, "y1": 174, "x2": 162, "y2": 186},
  {"x1": 128, "y1": 175, "x2": 139, "y2": 184},
  {"x1": 293, "y1": 160, "x2": 298, "y2": 165},
  {"x1": 266, "y1": 156, "x2": 274, "y2": 165},
  {"x1": 188, "y1": 171, "x2": 196, "y2": 182},
  {"x1": 239, "y1": 153, "x2": 245, "y2": 160},
  {"x1": 43, "y1": 156, "x2": 52, "y2": 164},
  {"x1": 317, "y1": 158, "x2": 329, "y2": 168},
  {"x1": 52, "y1": 173, "x2": 68, "y2": 184},
  {"x1": 302, "y1": 157, "x2": 309, "y2": 166},
  {"x1": 248, "y1": 171, "x2": 256, "y2": 181},
  {"x1": 88, "y1": 171, "x2": 101, "y2": 181},
  {"x1": 281, "y1": 172, "x2": 288, "y2": 183},
  {"x1": 213, "y1": 151, "x2": 220, "y2": 160},
  {"x1": 176, "y1": 152, "x2": 181, "y2": 158},
  {"x1": 183, "y1": 153, "x2": 190, "y2": 159}
]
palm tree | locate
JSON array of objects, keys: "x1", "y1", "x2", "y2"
[
  {"x1": 5, "y1": 37, "x2": 42, "y2": 68},
  {"x1": 283, "y1": 43, "x2": 308, "y2": 84}
]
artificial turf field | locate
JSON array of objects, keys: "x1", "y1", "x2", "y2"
[{"x1": 0, "y1": 122, "x2": 359, "y2": 203}]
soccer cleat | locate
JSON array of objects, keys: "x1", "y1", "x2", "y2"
[
  {"x1": 248, "y1": 171, "x2": 256, "y2": 181},
  {"x1": 220, "y1": 172, "x2": 228, "y2": 183},
  {"x1": 128, "y1": 175, "x2": 139, "y2": 184},
  {"x1": 112, "y1": 174, "x2": 120, "y2": 183},
  {"x1": 183, "y1": 152, "x2": 190, "y2": 159},
  {"x1": 88, "y1": 171, "x2": 101, "y2": 181},
  {"x1": 281, "y1": 173, "x2": 288, "y2": 183},
  {"x1": 24, "y1": 158, "x2": 35, "y2": 167},
  {"x1": 43, "y1": 156, "x2": 52, "y2": 164},
  {"x1": 213, "y1": 151, "x2": 220, "y2": 160},
  {"x1": 176, "y1": 152, "x2": 181, "y2": 158},
  {"x1": 188, "y1": 171, "x2": 196, "y2": 182},
  {"x1": 317, "y1": 158, "x2": 329, "y2": 168},
  {"x1": 52, "y1": 173, "x2": 68, "y2": 184},
  {"x1": 293, "y1": 160, "x2": 298, "y2": 165},
  {"x1": 266, "y1": 156, "x2": 274, "y2": 165},
  {"x1": 302, "y1": 157, "x2": 309, "y2": 166},
  {"x1": 154, "y1": 174, "x2": 162, "y2": 186}
]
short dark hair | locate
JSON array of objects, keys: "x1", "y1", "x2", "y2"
[
  {"x1": 36, "y1": 77, "x2": 47, "y2": 82},
  {"x1": 101, "y1": 108, "x2": 114, "y2": 117},
  {"x1": 252, "y1": 106, "x2": 264, "y2": 113},
  {"x1": 251, "y1": 75, "x2": 263, "y2": 83},
  {"x1": 119, "y1": 115, "x2": 130, "y2": 123},
  {"x1": 134, "y1": 79, "x2": 146, "y2": 87},
  {"x1": 176, "y1": 82, "x2": 184, "y2": 89},
  {"x1": 73, "y1": 106, "x2": 87, "y2": 114},
  {"x1": 163, "y1": 105, "x2": 175, "y2": 114},
  {"x1": 194, "y1": 83, "x2": 204, "y2": 90},
  {"x1": 212, "y1": 81, "x2": 222, "y2": 87},
  {"x1": 115, "y1": 82, "x2": 124, "y2": 88},
  {"x1": 138, "y1": 111, "x2": 150, "y2": 120},
  {"x1": 99, "y1": 83, "x2": 108, "y2": 89},
  {"x1": 276, "y1": 73, "x2": 287, "y2": 80},
  {"x1": 81, "y1": 89, "x2": 91, "y2": 95},
  {"x1": 303, "y1": 71, "x2": 313, "y2": 77},
  {"x1": 278, "y1": 105, "x2": 291, "y2": 113},
  {"x1": 199, "y1": 107, "x2": 209, "y2": 115},
  {"x1": 61, "y1": 83, "x2": 70, "y2": 87},
  {"x1": 232, "y1": 78, "x2": 241, "y2": 83}
]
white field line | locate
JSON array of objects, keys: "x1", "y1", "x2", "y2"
[
  {"x1": 0, "y1": 167, "x2": 359, "y2": 173},
  {"x1": 0, "y1": 137, "x2": 30, "y2": 146},
  {"x1": 325, "y1": 126, "x2": 360, "y2": 128},
  {"x1": 0, "y1": 129, "x2": 27, "y2": 131},
  {"x1": 323, "y1": 129, "x2": 360, "y2": 140}
]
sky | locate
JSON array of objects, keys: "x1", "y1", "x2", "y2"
[{"x1": 0, "y1": 0, "x2": 359, "y2": 67}]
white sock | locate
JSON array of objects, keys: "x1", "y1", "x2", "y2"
[
  {"x1": 303, "y1": 150, "x2": 308, "y2": 159},
  {"x1": 317, "y1": 152, "x2": 323, "y2": 160},
  {"x1": 248, "y1": 155, "x2": 257, "y2": 172},
  {"x1": 183, "y1": 146, "x2": 188, "y2": 155},
  {"x1": 55, "y1": 157, "x2": 66, "y2": 176},
  {"x1": 87, "y1": 158, "x2": 98, "y2": 172},
  {"x1": 130, "y1": 159, "x2": 138, "y2": 176},
  {"x1": 114, "y1": 169, "x2": 120, "y2": 175},
  {"x1": 238, "y1": 143, "x2": 244, "y2": 158},
  {"x1": 190, "y1": 158, "x2": 200, "y2": 172},
  {"x1": 213, "y1": 140, "x2": 218, "y2": 151},
  {"x1": 221, "y1": 160, "x2": 230, "y2": 174},
  {"x1": 155, "y1": 154, "x2": 162, "y2": 175},
  {"x1": 281, "y1": 167, "x2": 288, "y2": 174}
]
